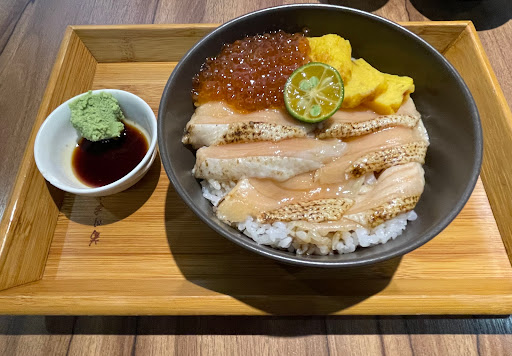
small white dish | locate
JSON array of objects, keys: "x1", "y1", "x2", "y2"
[{"x1": 34, "y1": 89, "x2": 157, "y2": 196}]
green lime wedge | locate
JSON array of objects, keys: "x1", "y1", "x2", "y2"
[{"x1": 284, "y1": 62, "x2": 344, "y2": 123}]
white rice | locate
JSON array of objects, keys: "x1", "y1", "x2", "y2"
[
  {"x1": 200, "y1": 179, "x2": 235, "y2": 207},
  {"x1": 202, "y1": 179, "x2": 417, "y2": 255}
]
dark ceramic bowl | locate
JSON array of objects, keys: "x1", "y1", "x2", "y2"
[{"x1": 158, "y1": 4, "x2": 482, "y2": 267}]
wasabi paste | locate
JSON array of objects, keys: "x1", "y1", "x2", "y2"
[{"x1": 69, "y1": 91, "x2": 125, "y2": 142}]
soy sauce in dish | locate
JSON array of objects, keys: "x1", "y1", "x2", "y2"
[{"x1": 72, "y1": 121, "x2": 148, "y2": 187}]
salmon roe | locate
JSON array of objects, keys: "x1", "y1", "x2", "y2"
[{"x1": 192, "y1": 31, "x2": 310, "y2": 112}]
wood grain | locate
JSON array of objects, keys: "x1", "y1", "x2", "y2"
[
  {"x1": 399, "y1": 21, "x2": 470, "y2": 53},
  {"x1": 67, "y1": 317, "x2": 136, "y2": 356},
  {"x1": 72, "y1": 22, "x2": 466, "y2": 64},
  {"x1": 72, "y1": 25, "x2": 215, "y2": 63},
  {"x1": 0, "y1": 0, "x2": 160, "y2": 220},
  {"x1": 0, "y1": 0, "x2": 30, "y2": 53},
  {"x1": 1, "y1": 0, "x2": 512, "y2": 355},
  {"x1": 0, "y1": 316, "x2": 74, "y2": 356},
  {"x1": 0, "y1": 28, "x2": 97, "y2": 291},
  {"x1": 443, "y1": 24, "x2": 512, "y2": 263},
  {"x1": 478, "y1": 23, "x2": 512, "y2": 106},
  {"x1": 2, "y1": 22, "x2": 512, "y2": 314}
]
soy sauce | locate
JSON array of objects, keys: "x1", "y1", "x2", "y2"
[{"x1": 72, "y1": 121, "x2": 148, "y2": 187}]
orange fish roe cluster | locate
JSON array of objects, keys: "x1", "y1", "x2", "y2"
[{"x1": 192, "y1": 31, "x2": 310, "y2": 112}]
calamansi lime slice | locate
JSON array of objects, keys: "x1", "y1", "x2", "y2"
[{"x1": 284, "y1": 62, "x2": 344, "y2": 123}]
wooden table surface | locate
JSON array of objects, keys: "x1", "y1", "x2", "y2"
[{"x1": 1, "y1": 0, "x2": 511, "y2": 355}]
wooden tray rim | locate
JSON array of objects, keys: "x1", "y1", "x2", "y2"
[{"x1": 1, "y1": 21, "x2": 512, "y2": 315}]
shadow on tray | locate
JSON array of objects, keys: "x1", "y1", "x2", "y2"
[
  {"x1": 164, "y1": 185, "x2": 400, "y2": 315},
  {"x1": 58, "y1": 153, "x2": 162, "y2": 226}
]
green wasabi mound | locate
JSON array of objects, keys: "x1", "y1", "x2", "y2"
[{"x1": 69, "y1": 91, "x2": 125, "y2": 142}]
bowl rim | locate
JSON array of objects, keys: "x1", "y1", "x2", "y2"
[
  {"x1": 158, "y1": 4, "x2": 483, "y2": 267},
  {"x1": 34, "y1": 88, "x2": 158, "y2": 195}
]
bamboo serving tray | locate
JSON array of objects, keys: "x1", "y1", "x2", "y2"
[{"x1": 1, "y1": 22, "x2": 512, "y2": 315}]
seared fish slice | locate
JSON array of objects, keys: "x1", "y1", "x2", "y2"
[
  {"x1": 194, "y1": 138, "x2": 346, "y2": 182},
  {"x1": 315, "y1": 125, "x2": 429, "y2": 184},
  {"x1": 346, "y1": 196, "x2": 419, "y2": 228},
  {"x1": 344, "y1": 162, "x2": 424, "y2": 228},
  {"x1": 217, "y1": 163, "x2": 424, "y2": 229},
  {"x1": 258, "y1": 198, "x2": 354, "y2": 224},
  {"x1": 183, "y1": 101, "x2": 314, "y2": 148},
  {"x1": 317, "y1": 97, "x2": 420, "y2": 139},
  {"x1": 284, "y1": 163, "x2": 425, "y2": 233},
  {"x1": 317, "y1": 114, "x2": 419, "y2": 139},
  {"x1": 216, "y1": 172, "x2": 367, "y2": 224},
  {"x1": 348, "y1": 141, "x2": 428, "y2": 178}
]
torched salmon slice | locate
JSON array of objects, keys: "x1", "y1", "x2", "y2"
[
  {"x1": 343, "y1": 162, "x2": 425, "y2": 228},
  {"x1": 316, "y1": 97, "x2": 421, "y2": 139},
  {"x1": 215, "y1": 172, "x2": 364, "y2": 224},
  {"x1": 216, "y1": 162, "x2": 424, "y2": 229},
  {"x1": 182, "y1": 101, "x2": 314, "y2": 148},
  {"x1": 193, "y1": 138, "x2": 346, "y2": 182},
  {"x1": 315, "y1": 124, "x2": 428, "y2": 184}
]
